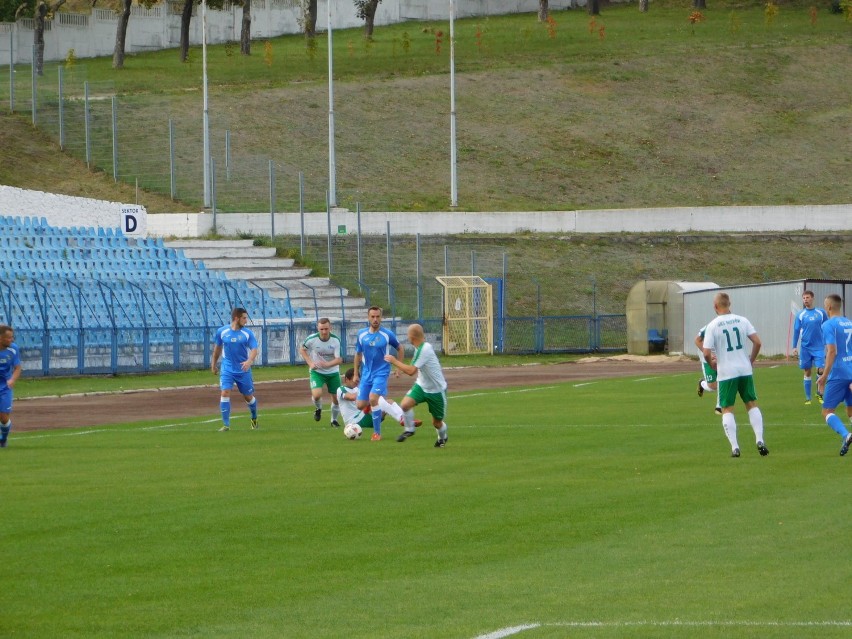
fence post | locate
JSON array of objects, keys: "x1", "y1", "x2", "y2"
[
  {"x1": 225, "y1": 129, "x2": 231, "y2": 181},
  {"x1": 268, "y1": 159, "x2": 275, "y2": 238},
  {"x1": 471, "y1": 249, "x2": 476, "y2": 275},
  {"x1": 57, "y1": 66, "x2": 64, "y2": 148},
  {"x1": 416, "y1": 233, "x2": 422, "y2": 319},
  {"x1": 30, "y1": 44, "x2": 36, "y2": 126},
  {"x1": 326, "y1": 191, "x2": 333, "y2": 275},
  {"x1": 299, "y1": 171, "x2": 305, "y2": 256},
  {"x1": 111, "y1": 96, "x2": 118, "y2": 181},
  {"x1": 84, "y1": 81, "x2": 91, "y2": 168},
  {"x1": 211, "y1": 157, "x2": 217, "y2": 232},
  {"x1": 168, "y1": 118, "x2": 176, "y2": 199},
  {"x1": 356, "y1": 202, "x2": 362, "y2": 287},
  {"x1": 444, "y1": 245, "x2": 449, "y2": 275},
  {"x1": 386, "y1": 221, "x2": 392, "y2": 306},
  {"x1": 8, "y1": 27, "x2": 14, "y2": 112}
]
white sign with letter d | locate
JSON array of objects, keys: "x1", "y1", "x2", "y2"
[{"x1": 120, "y1": 205, "x2": 147, "y2": 237}]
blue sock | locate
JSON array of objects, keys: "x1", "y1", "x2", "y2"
[
  {"x1": 247, "y1": 397, "x2": 257, "y2": 419},
  {"x1": 826, "y1": 414, "x2": 850, "y2": 438},
  {"x1": 0, "y1": 421, "x2": 10, "y2": 441},
  {"x1": 372, "y1": 409, "x2": 382, "y2": 436},
  {"x1": 803, "y1": 378, "x2": 812, "y2": 400},
  {"x1": 220, "y1": 398, "x2": 231, "y2": 426}
]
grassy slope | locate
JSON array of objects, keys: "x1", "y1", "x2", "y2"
[{"x1": 0, "y1": 6, "x2": 850, "y2": 212}]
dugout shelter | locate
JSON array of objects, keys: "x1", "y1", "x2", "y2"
[{"x1": 626, "y1": 280, "x2": 719, "y2": 355}]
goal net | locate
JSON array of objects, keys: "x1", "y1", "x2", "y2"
[{"x1": 435, "y1": 276, "x2": 493, "y2": 355}]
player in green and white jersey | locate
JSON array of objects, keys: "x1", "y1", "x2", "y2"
[
  {"x1": 384, "y1": 323, "x2": 449, "y2": 448},
  {"x1": 335, "y1": 368, "x2": 420, "y2": 430},
  {"x1": 695, "y1": 324, "x2": 722, "y2": 415},
  {"x1": 299, "y1": 318, "x2": 343, "y2": 427},
  {"x1": 702, "y1": 292, "x2": 768, "y2": 458}
]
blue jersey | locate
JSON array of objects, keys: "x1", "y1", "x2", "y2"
[
  {"x1": 215, "y1": 326, "x2": 258, "y2": 374},
  {"x1": 355, "y1": 326, "x2": 399, "y2": 377},
  {"x1": 792, "y1": 307, "x2": 827, "y2": 350},
  {"x1": 0, "y1": 342, "x2": 21, "y2": 390},
  {"x1": 823, "y1": 316, "x2": 852, "y2": 381}
]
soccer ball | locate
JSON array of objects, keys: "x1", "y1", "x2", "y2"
[{"x1": 344, "y1": 423, "x2": 363, "y2": 440}]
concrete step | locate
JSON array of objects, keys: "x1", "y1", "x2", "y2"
[
  {"x1": 225, "y1": 269, "x2": 313, "y2": 281},
  {"x1": 166, "y1": 240, "x2": 257, "y2": 249},
  {"x1": 178, "y1": 247, "x2": 278, "y2": 260},
  {"x1": 200, "y1": 257, "x2": 296, "y2": 269}
]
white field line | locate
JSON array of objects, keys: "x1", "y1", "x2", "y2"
[{"x1": 474, "y1": 619, "x2": 852, "y2": 638}]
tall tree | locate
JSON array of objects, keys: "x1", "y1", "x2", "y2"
[
  {"x1": 33, "y1": 0, "x2": 66, "y2": 75},
  {"x1": 639, "y1": 0, "x2": 649, "y2": 12},
  {"x1": 179, "y1": 0, "x2": 193, "y2": 62},
  {"x1": 239, "y1": 0, "x2": 251, "y2": 54},
  {"x1": 693, "y1": 0, "x2": 707, "y2": 8},
  {"x1": 538, "y1": 0, "x2": 548, "y2": 22},
  {"x1": 587, "y1": 0, "x2": 600, "y2": 16},
  {"x1": 112, "y1": 0, "x2": 132, "y2": 69},
  {"x1": 302, "y1": 0, "x2": 317, "y2": 37},
  {"x1": 353, "y1": 0, "x2": 380, "y2": 38}
]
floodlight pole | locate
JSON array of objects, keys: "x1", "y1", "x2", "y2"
[
  {"x1": 449, "y1": 0, "x2": 458, "y2": 208},
  {"x1": 202, "y1": 0, "x2": 211, "y2": 208},
  {"x1": 327, "y1": 0, "x2": 337, "y2": 208}
]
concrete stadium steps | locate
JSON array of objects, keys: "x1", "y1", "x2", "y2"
[{"x1": 164, "y1": 239, "x2": 367, "y2": 319}]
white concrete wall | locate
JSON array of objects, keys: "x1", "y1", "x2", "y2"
[
  {"x1": 0, "y1": 0, "x2": 581, "y2": 65},
  {"x1": 3, "y1": 186, "x2": 849, "y2": 236}
]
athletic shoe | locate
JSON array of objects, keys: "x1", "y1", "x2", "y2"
[
  {"x1": 731, "y1": 448, "x2": 740, "y2": 458},
  {"x1": 250, "y1": 418, "x2": 258, "y2": 430},
  {"x1": 218, "y1": 425, "x2": 230, "y2": 432},
  {"x1": 697, "y1": 379, "x2": 704, "y2": 398},
  {"x1": 434, "y1": 438, "x2": 447, "y2": 448},
  {"x1": 840, "y1": 433, "x2": 852, "y2": 457},
  {"x1": 757, "y1": 441, "x2": 769, "y2": 457},
  {"x1": 370, "y1": 433, "x2": 382, "y2": 441},
  {"x1": 0, "y1": 438, "x2": 7, "y2": 448},
  {"x1": 331, "y1": 420, "x2": 340, "y2": 428},
  {"x1": 804, "y1": 399, "x2": 811, "y2": 405},
  {"x1": 313, "y1": 408, "x2": 322, "y2": 422},
  {"x1": 714, "y1": 407, "x2": 723, "y2": 416},
  {"x1": 816, "y1": 391, "x2": 824, "y2": 404},
  {"x1": 396, "y1": 431, "x2": 416, "y2": 442}
]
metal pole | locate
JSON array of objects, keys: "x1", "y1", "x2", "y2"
[
  {"x1": 386, "y1": 220, "x2": 391, "y2": 304},
  {"x1": 57, "y1": 66, "x2": 64, "y2": 149},
  {"x1": 202, "y1": 0, "x2": 211, "y2": 207},
  {"x1": 211, "y1": 157, "x2": 217, "y2": 231},
  {"x1": 416, "y1": 233, "x2": 422, "y2": 320},
  {"x1": 111, "y1": 96, "x2": 118, "y2": 181},
  {"x1": 471, "y1": 249, "x2": 476, "y2": 275},
  {"x1": 269, "y1": 159, "x2": 276, "y2": 238},
  {"x1": 356, "y1": 201, "x2": 362, "y2": 287},
  {"x1": 225, "y1": 129, "x2": 231, "y2": 181},
  {"x1": 9, "y1": 26, "x2": 14, "y2": 112},
  {"x1": 326, "y1": 191, "x2": 333, "y2": 275},
  {"x1": 299, "y1": 171, "x2": 305, "y2": 256},
  {"x1": 449, "y1": 0, "x2": 458, "y2": 207},
  {"x1": 168, "y1": 118, "x2": 176, "y2": 199},
  {"x1": 444, "y1": 244, "x2": 449, "y2": 275},
  {"x1": 327, "y1": 0, "x2": 337, "y2": 207},
  {"x1": 30, "y1": 44, "x2": 36, "y2": 126},
  {"x1": 84, "y1": 81, "x2": 91, "y2": 167}
]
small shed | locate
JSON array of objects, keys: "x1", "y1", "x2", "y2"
[{"x1": 626, "y1": 281, "x2": 719, "y2": 355}]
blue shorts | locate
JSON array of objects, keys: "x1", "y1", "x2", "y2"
[
  {"x1": 799, "y1": 348, "x2": 825, "y2": 370},
  {"x1": 822, "y1": 377, "x2": 852, "y2": 411},
  {"x1": 0, "y1": 386, "x2": 12, "y2": 413},
  {"x1": 220, "y1": 369, "x2": 254, "y2": 396},
  {"x1": 357, "y1": 371, "x2": 390, "y2": 402}
]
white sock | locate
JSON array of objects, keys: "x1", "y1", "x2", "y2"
[
  {"x1": 313, "y1": 398, "x2": 322, "y2": 409},
  {"x1": 722, "y1": 413, "x2": 739, "y2": 450},
  {"x1": 748, "y1": 407, "x2": 764, "y2": 443},
  {"x1": 437, "y1": 422, "x2": 448, "y2": 439},
  {"x1": 701, "y1": 380, "x2": 712, "y2": 392},
  {"x1": 377, "y1": 396, "x2": 403, "y2": 423},
  {"x1": 331, "y1": 404, "x2": 340, "y2": 422},
  {"x1": 402, "y1": 409, "x2": 416, "y2": 432}
]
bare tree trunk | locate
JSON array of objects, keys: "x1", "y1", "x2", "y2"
[
  {"x1": 363, "y1": 0, "x2": 378, "y2": 38},
  {"x1": 538, "y1": 0, "x2": 548, "y2": 22},
  {"x1": 179, "y1": 0, "x2": 193, "y2": 62},
  {"x1": 693, "y1": 0, "x2": 707, "y2": 8},
  {"x1": 113, "y1": 0, "x2": 132, "y2": 69},
  {"x1": 639, "y1": 0, "x2": 649, "y2": 12},
  {"x1": 240, "y1": 0, "x2": 251, "y2": 54},
  {"x1": 304, "y1": 0, "x2": 317, "y2": 37},
  {"x1": 587, "y1": 0, "x2": 600, "y2": 16}
]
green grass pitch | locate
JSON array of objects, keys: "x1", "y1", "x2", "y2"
[{"x1": 2, "y1": 366, "x2": 850, "y2": 638}]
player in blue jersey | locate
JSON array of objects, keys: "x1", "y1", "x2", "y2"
[
  {"x1": 353, "y1": 306, "x2": 401, "y2": 441},
  {"x1": 0, "y1": 325, "x2": 23, "y2": 448},
  {"x1": 211, "y1": 308, "x2": 259, "y2": 432},
  {"x1": 791, "y1": 290, "x2": 828, "y2": 405},
  {"x1": 816, "y1": 294, "x2": 852, "y2": 456}
]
